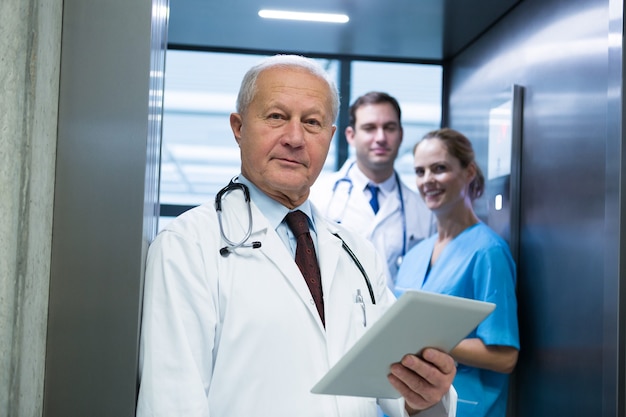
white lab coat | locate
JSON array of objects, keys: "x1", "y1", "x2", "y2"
[
  {"x1": 310, "y1": 160, "x2": 436, "y2": 286},
  {"x1": 136, "y1": 189, "x2": 455, "y2": 417}
]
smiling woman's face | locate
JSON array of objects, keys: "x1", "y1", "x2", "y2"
[
  {"x1": 413, "y1": 137, "x2": 475, "y2": 213},
  {"x1": 229, "y1": 66, "x2": 336, "y2": 208}
]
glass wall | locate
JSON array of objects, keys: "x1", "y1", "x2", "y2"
[
  {"x1": 159, "y1": 50, "x2": 442, "y2": 228},
  {"x1": 346, "y1": 60, "x2": 442, "y2": 189}
]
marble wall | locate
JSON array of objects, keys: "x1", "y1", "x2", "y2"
[{"x1": 0, "y1": 1, "x2": 62, "y2": 416}]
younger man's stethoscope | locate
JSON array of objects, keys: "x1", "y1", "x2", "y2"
[
  {"x1": 326, "y1": 162, "x2": 408, "y2": 268},
  {"x1": 214, "y1": 177, "x2": 376, "y2": 304}
]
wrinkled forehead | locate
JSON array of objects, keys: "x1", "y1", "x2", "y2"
[
  {"x1": 264, "y1": 64, "x2": 335, "y2": 98},
  {"x1": 255, "y1": 67, "x2": 335, "y2": 110},
  {"x1": 257, "y1": 66, "x2": 331, "y2": 91}
]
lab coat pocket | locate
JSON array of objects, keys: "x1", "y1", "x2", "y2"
[{"x1": 348, "y1": 301, "x2": 386, "y2": 348}]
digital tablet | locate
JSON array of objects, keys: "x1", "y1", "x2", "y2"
[{"x1": 311, "y1": 290, "x2": 495, "y2": 399}]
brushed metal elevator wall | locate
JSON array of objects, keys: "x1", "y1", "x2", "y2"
[
  {"x1": 44, "y1": 1, "x2": 167, "y2": 416},
  {"x1": 446, "y1": 0, "x2": 623, "y2": 415}
]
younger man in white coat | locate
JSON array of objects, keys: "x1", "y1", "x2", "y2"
[
  {"x1": 136, "y1": 55, "x2": 456, "y2": 417},
  {"x1": 310, "y1": 92, "x2": 435, "y2": 287}
]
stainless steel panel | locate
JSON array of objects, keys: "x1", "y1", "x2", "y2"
[
  {"x1": 44, "y1": 0, "x2": 167, "y2": 416},
  {"x1": 447, "y1": 0, "x2": 622, "y2": 415}
]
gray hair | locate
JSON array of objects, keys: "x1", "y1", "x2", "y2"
[{"x1": 235, "y1": 55, "x2": 340, "y2": 121}]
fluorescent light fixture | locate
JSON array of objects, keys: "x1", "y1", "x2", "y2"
[{"x1": 258, "y1": 9, "x2": 349, "y2": 23}]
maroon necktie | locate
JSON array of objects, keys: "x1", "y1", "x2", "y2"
[{"x1": 285, "y1": 210, "x2": 325, "y2": 326}]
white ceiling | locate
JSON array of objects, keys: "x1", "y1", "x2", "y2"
[{"x1": 168, "y1": 0, "x2": 522, "y2": 61}]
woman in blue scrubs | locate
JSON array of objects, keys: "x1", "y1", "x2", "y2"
[{"x1": 395, "y1": 128, "x2": 519, "y2": 417}]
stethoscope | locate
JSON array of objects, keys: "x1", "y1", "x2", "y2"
[
  {"x1": 327, "y1": 162, "x2": 407, "y2": 268},
  {"x1": 214, "y1": 177, "x2": 376, "y2": 304},
  {"x1": 214, "y1": 179, "x2": 262, "y2": 257}
]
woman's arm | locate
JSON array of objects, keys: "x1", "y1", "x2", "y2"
[{"x1": 451, "y1": 338, "x2": 518, "y2": 374}]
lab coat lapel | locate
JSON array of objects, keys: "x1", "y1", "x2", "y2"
[
  {"x1": 313, "y1": 210, "x2": 343, "y2": 298},
  {"x1": 376, "y1": 187, "x2": 401, "y2": 227},
  {"x1": 250, "y1": 202, "x2": 326, "y2": 331},
  {"x1": 346, "y1": 187, "x2": 376, "y2": 231}
]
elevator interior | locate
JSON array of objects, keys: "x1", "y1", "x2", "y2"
[{"x1": 45, "y1": 0, "x2": 624, "y2": 416}]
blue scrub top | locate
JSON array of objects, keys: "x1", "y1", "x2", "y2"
[{"x1": 395, "y1": 222, "x2": 519, "y2": 417}]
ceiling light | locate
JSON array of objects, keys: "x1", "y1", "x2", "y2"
[{"x1": 258, "y1": 9, "x2": 349, "y2": 24}]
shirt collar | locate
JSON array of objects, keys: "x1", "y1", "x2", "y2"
[
  {"x1": 349, "y1": 163, "x2": 398, "y2": 195},
  {"x1": 237, "y1": 175, "x2": 316, "y2": 232}
]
